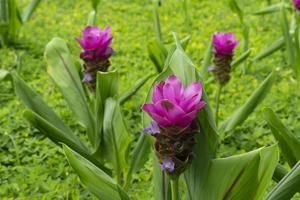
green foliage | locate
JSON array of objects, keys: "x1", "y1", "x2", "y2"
[
  {"x1": 266, "y1": 162, "x2": 300, "y2": 200},
  {"x1": 2, "y1": 0, "x2": 300, "y2": 199},
  {"x1": 264, "y1": 108, "x2": 300, "y2": 168},
  {"x1": 64, "y1": 144, "x2": 130, "y2": 200}
]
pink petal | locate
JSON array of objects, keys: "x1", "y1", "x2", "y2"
[
  {"x1": 184, "y1": 82, "x2": 202, "y2": 99},
  {"x1": 155, "y1": 100, "x2": 186, "y2": 123},
  {"x1": 152, "y1": 82, "x2": 164, "y2": 103}
]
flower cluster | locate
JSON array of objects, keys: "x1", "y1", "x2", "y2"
[
  {"x1": 77, "y1": 26, "x2": 113, "y2": 91},
  {"x1": 209, "y1": 32, "x2": 238, "y2": 85},
  {"x1": 142, "y1": 75, "x2": 205, "y2": 176}
]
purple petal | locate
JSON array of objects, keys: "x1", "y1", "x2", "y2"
[
  {"x1": 184, "y1": 82, "x2": 202, "y2": 99},
  {"x1": 83, "y1": 73, "x2": 93, "y2": 83},
  {"x1": 152, "y1": 82, "x2": 165, "y2": 103},
  {"x1": 161, "y1": 158, "x2": 175, "y2": 173},
  {"x1": 143, "y1": 121, "x2": 160, "y2": 135}
]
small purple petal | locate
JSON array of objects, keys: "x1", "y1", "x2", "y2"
[
  {"x1": 83, "y1": 73, "x2": 93, "y2": 83},
  {"x1": 143, "y1": 121, "x2": 160, "y2": 135},
  {"x1": 161, "y1": 158, "x2": 175, "y2": 173}
]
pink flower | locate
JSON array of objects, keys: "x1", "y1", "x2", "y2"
[
  {"x1": 142, "y1": 75, "x2": 205, "y2": 130},
  {"x1": 76, "y1": 26, "x2": 113, "y2": 61},
  {"x1": 293, "y1": 0, "x2": 300, "y2": 10},
  {"x1": 212, "y1": 32, "x2": 238, "y2": 55}
]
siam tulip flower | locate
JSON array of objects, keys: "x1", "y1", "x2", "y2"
[
  {"x1": 209, "y1": 32, "x2": 238, "y2": 85},
  {"x1": 76, "y1": 26, "x2": 113, "y2": 91},
  {"x1": 293, "y1": 0, "x2": 300, "y2": 11},
  {"x1": 142, "y1": 75, "x2": 205, "y2": 176}
]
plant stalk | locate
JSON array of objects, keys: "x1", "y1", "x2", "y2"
[
  {"x1": 215, "y1": 84, "x2": 223, "y2": 127},
  {"x1": 171, "y1": 176, "x2": 179, "y2": 200}
]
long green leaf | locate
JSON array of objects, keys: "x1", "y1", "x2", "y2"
[
  {"x1": 45, "y1": 37, "x2": 95, "y2": 147},
  {"x1": 232, "y1": 49, "x2": 251, "y2": 71},
  {"x1": 91, "y1": 0, "x2": 101, "y2": 10},
  {"x1": 103, "y1": 98, "x2": 131, "y2": 182},
  {"x1": 266, "y1": 161, "x2": 300, "y2": 200},
  {"x1": 87, "y1": 10, "x2": 96, "y2": 25},
  {"x1": 264, "y1": 108, "x2": 300, "y2": 167},
  {"x1": 12, "y1": 73, "x2": 112, "y2": 173},
  {"x1": 13, "y1": 73, "x2": 74, "y2": 138},
  {"x1": 0, "y1": 69, "x2": 9, "y2": 80},
  {"x1": 281, "y1": 6, "x2": 295, "y2": 67},
  {"x1": 199, "y1": 145, "x2": 278, "y2": 200},
  {"x1": 22, "y1": 0, "x2": 41, "y2": 22},
  {"x1": 124, "y1": 134, "x2": 152, "y2": 189},
  {"x1": 200, "y1": 42, "x2": 213, "y2": 79},
  {"x1": 153, "y1": 4, "x2": 162, "y2": 42},
  {"x1": 253, "y1": 3, "x2": 287, "y2": 15},
  {"x1": 253, "y1": 37, "x2": 285, "y2": 62},
  {"x1": 119, "y1": 73, "x2": 154, "y2": 105},
  {"x1": 23, "y1": 110, "x2": 110, "y2": 175},
  {"x1": 95, "y1": 71, "x2": 119, "y2": 152},
  {"x1": 63, "y1": 144, "x2": 130, "y2": 200},
  {"x1": 220, "y1": 71, "x2": 275, "y2": 135},
  {"x1": 148, "y1": 39, "x2": 168, "y2": 73}
]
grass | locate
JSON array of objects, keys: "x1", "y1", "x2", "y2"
[{"x1": 1, "y1": 0, "x2": 300, "y2": 199}]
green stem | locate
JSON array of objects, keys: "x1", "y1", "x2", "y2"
[
  {"x1": 215, "y1": 84, "x2": 223, "y2": 127},
  {"x1": 171, "y1": 177, "x2": 179, "y2": 200}
]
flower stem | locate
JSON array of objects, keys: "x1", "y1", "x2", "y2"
[
  {"x1": 171, "y1": 176, "x2": 179, "y2": 200},
  {"x1": 215, "y1": 84, "x2": 223, "y2": 127}
]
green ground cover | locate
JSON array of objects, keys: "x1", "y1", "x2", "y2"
[{"x1": 1, "y1": 0, "x2": 300, "y2": 199}]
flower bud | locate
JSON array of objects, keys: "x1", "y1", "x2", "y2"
[
  {"x1": 76, "y1": 26, "x2": 113, "y2": 91},
  {"x1": 209, "y1": 32, "x2": 238, "y2": 85},
  {"x1": 142, "y1": 75, "x2": 205, "y2": 176}
]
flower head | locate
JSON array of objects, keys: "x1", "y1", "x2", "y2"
[
  {"x1": 212, "y1": 32, "x2": 238, "y2": 56},
  {"x1": 76, "y1": 26, "x2": 113, "y2": 61},
  {"x1": 142, "y1": 75, "x2": 205, "y2": 130},
  {"x1": 293, "y1": 0, "x2": 300, "y2": 10}
]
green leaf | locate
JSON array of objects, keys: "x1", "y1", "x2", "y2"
[
  {"x1": 228, "y1": 0, "x2": 244, "y2": 23},
  {"x1": 153, "y1": 4, "x2": 162, "y2": 42},
  {"x1": 119, "y1": 73, "x2": 154, "y2": 105},
  {"x1": 266, "y1": 161, "x2": 300, "y2": 200},
  {"x1": 21, "y1": 0, "x2": 41, "y2": 22},
  {"x1": 45, "y1": 37, "x2": 95, "y2": 147},
  {"x1": 63, "y1": 144, "x2": 130, "y2": 200},
  {"x1": 148, "y1": 39, "x2": 168, "y2": 73},
  {"x1": 124, "y1": 134, "x2": 152, "y2": 189},
  {"x1": 281, "y1": 6, "x2": 295, "y2": 67},
  {"x1": 232, "y1": 49, "x2": 251, "y2": 71},
  {"x1": 253, "y1": 37, "x2": 285, "y2": 62},
  {"x1": 95, "y1": 71, "x2": 119, "y2": 152},
  {"x1": 13, "y1": 73, "x2": 74, "y2": 138},
  {"x1": 152, "y1": 152, "x2": 171, "y2": 200},
  {"x1": 103, "y1": 98, "x2": 132, "y2": 182},
  {"x1": 199, "y1": 145, "x2": 278, "y2": 200},
  {"x1": 87, "y1": 10, "x2": 96, "y2": 25},
  {"x1": 91, "y1": 0, "x2": 101, "y2": 10},
  {"x1": 12, "y1": 74, "x2": 112, "y2": 173},
  {"x1": 220, "y1": 71, "x2": 275, "y2": 135},
  {"x1": 252, "y1": 3, "x2": 287, "y2": 15},
  {"x1": 264, "y1": 108, "x2": 300, "y2": 167},
  {"x1": 0, "y1": 69, "x2": 9, "y2": 80},
  {"x1": 273, "y1": 164, "x2": 288, "y2": 183},
  {"x1": 200, "y1": 42, "x2": 213, "y2": 79}
]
